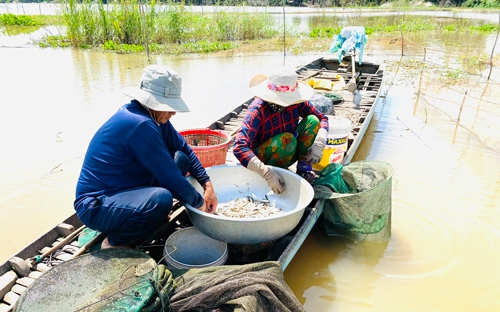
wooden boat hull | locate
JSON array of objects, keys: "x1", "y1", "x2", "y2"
[{"x1": 0, "y1": 56, "x2": 385, "y2": 310}]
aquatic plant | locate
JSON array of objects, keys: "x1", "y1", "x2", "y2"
[
  {"x1": 470, "y1": 23, "x2": 498, "y2": 32},
  {"x1": 37, "y1": 35, "x2": 72, "y2": 48},
  {"x1": 307, "y1": 14, "x2": 499, "y2": 38},
  {"x1": 57, "y1": 0, "x2": 277, "y2": 51},
  {"x1": 0, "y1": 13, "x2": 41, "y2": 26}
]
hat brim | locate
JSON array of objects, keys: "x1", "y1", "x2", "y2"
[
  {"x1": 122, "y1": 87, "x2": 191, "y2": 112},
  {"x1": 248, "y1": 74, "x2": 314, "y2": 107}
]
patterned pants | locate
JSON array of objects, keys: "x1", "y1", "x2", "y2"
[{"x1": 255, "y1": 115, "x2": 320, "y2": 169}]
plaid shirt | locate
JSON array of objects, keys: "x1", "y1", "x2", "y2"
[{"x1": 233, "y1": 97, "x2": 329, "y2": 167}]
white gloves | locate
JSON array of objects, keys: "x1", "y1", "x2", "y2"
[
  {"x1": 247, "y1": 157, "x2": 285, "y2": 194},
  {"x1": 305, "y1": 128, "x2": 328, "y2": 165}
]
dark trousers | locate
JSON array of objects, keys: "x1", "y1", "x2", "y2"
[{"x1": 75, "y1": 151, "x2": 190, "y2": 246}]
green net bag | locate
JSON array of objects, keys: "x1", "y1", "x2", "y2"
[{"x1": 313, "y1": 161, "x2": 394, "y2": 243}]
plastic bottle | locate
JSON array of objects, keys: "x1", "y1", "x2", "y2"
[{"x1": 312, "y1": 115, "x2": 352, "y2": 172}]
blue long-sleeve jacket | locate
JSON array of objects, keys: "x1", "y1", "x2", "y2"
[{"x1": 75, "y1": 100, "x2": 208, "y2": 208}]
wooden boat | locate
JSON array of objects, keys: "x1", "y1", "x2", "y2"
[{"x1": 0, "y1": 55, "x2": 385, "y2": 310}]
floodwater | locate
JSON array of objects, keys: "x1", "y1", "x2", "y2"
[{"x1": 1, "y1": 7, "x2": 500, "y2": 312}]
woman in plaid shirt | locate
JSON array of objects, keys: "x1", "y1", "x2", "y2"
[{"x1": 233, "y1": 66, "x2": 329, "y2": 194}]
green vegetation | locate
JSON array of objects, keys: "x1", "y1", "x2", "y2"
[
  {"x1": 309, "y1": 26, "x2": 343, "y2": 38},
  {"x1": 0, "y1": 13, "x2": 61, "y2": 26},
  {"x1": 2, "y1": 2, "x2": 498, "y2": 54},
  {"x1": 0, "y1": 13, "x2": 40, "y2": 26},
  {"x1": 443, "y1": 68, "x2": 466, "y2": 79},
  {"x1": 37, "y1": 35, "x2": 72, "y2": 48},
  {"x1": 1, "y1": 0, "x2": 500, "y2": 7},
  {"x1": 309, "y1": 15, "x2": 499, "y2": 38},
  {"x1": 462, "y1": 0, "x2": 500, "y2": 8},
  {"x1": 0, "y1": 13, "x2": 62, "y2": 37},
  {"x1": 51, "y1": 0, "x2": 277, "y2": 53}
]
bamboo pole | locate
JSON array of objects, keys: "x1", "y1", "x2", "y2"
[
  {"x1": 71, "y1": 232, "x2": 107, "y2": 259},
  {"x1": 397, "y1": 10, "x2": 404, "y2": 57},
  {"x1": 31, "y1": 225, "x2": 86, "y2": 264},
  {"x1": 282, "y1": 0, "x2": 286, "y2": 66},
  {"x1": 400, "y1": 28, "x2": 404, "y2": 57},
  {"x1": 139, "y1": 1, "x2": 150, "y2": 63},
  {"x1": 452, "y1": 90, "x2": 468, "y2": 145},
  {"x1": 487, "y1": 13, "x2": 499, "y2": 80},
  {"x1": 413, "y1": 70, "x2": 424, "y2": 116}
]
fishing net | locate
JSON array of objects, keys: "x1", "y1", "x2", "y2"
[
  {"x1": 133, "y1": 261, "x2": 305, "y2": 312},
  {"x1": 169, "y1": 261, "x2": 304, "y2": 312},
  {"x1": 13, "y1": 249, "x2": 174, "y2": 312},
  {"x1": 14, "y1": 248, "x2": 301, "y2": 312},
  {"x1": 313, "y1": 161, "x2": 393, "y2": 243}
]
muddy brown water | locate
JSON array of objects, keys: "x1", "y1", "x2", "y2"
[{"x1": 1, "y1": 13, "x2": 500, "y2": 311}]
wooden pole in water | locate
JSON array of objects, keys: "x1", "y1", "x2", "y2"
[
  {"x1": 397, "y1": 11, "x2": 404, "y2": 57},
  {"x1": 400, "y1": 28, "x2": 404, "y2": 57},
  {"x1": 487, "y1": 13, "x2": 499, "y2": 80},
  {"x1": 139, "y1": 1, "x2": 150, "y2": 63},
  {"x1": 282, "y1": 0, "x2": 286, "y2": 66}
]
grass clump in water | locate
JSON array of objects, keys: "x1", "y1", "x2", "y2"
[
  {"x1": 38, "y1": 35, "x2": 72, "y2": 48},
  {"x1": 0, "y1": 13, "x2": 41, "y2": 26},
  {"x1": 52, "y1": 0, "x2": 277, "y2": 54},
  {"x1": 469, "y1": 23, "x2": 498, "y2": 32},
  {"x1": 1, "y1": 13, "x2": 59, "y2": 36},
  {"x1": 98, "y1": 39, "x2": 238, "y2": 54},
  {"x1": 308, "y1": 16, "x2": 439, "y2": 38}
]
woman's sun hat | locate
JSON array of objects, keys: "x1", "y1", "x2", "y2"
[
  {"x1": 249, "y1": 66, "x2": 314, "y2": 107},
  {"x1": 122, "y1": 65, "x2": 190, "y2": 112}
]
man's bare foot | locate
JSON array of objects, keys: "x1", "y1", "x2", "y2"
[{"x1": 101, "y1": 237, "x2": 132, "y2": 250}]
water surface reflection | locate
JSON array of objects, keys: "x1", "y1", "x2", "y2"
[{"x1": 285, "y1": 78, "x2": 500, "y2": 311}]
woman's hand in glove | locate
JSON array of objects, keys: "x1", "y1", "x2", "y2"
[
  {"x1": 305, "y1": 128, "x2": 328, "y2": 165},
  {"x1": 247, "y1": 157, "x2": 285, "y2": 194}
]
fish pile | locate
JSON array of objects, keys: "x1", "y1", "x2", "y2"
[{"x1": 216, "y1": 196, "x2": 283, "y2": 219}]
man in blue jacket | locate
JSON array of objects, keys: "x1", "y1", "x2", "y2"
[{"x1": 74, "y1": 65, "x2": 218, "y2": 249}]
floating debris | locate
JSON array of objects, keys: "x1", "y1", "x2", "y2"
[{"x1": 216, "y1": 197, "x2": 282, "y2": 219}]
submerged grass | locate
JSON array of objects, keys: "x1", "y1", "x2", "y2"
[{"x1": 386, "y1": 58, "x2": 476, "y2": 87}]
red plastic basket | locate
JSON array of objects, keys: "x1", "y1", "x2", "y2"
[{"x1": 179, "y1": 128, "x2": 231, "y2": 168}]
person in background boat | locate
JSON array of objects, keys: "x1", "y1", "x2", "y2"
[
  {"x1": 233, "y1": 66, "x2": 329, "y2": 193},
  {"x1": 74, "y1": 65, "x2": 218, "y2": 249}
]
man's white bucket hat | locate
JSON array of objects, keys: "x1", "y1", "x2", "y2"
[{"x1": 123, "y1": 65, "x2": 190, "y2": 112}]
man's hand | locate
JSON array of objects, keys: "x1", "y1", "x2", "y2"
[
  {"x1": 197, "y1": 201, "x2": 209, "y2": 213},
  {"x1": 247, "y1": 157, "x2": 285, "y2": 194},
  {"x1": 201, "y1": 181, "x2": 218, "y2": 214}
]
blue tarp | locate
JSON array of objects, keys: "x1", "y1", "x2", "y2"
[{"x1": 328, "y1": 26, "x2": 368, "y2": 64}]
